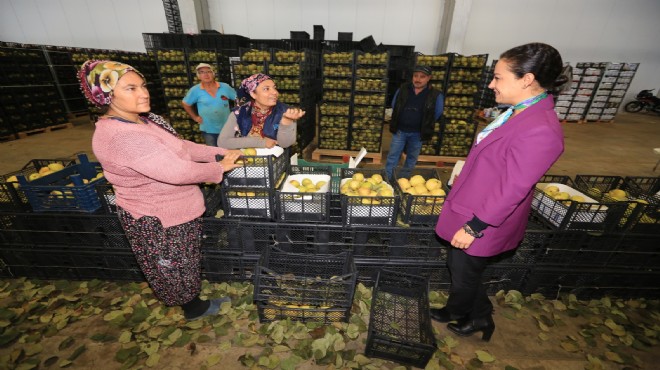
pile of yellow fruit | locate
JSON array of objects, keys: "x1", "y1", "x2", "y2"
[
  {"x1": 397, "y1": 175, "x2": 446, "y2": 198},
  {"x1": 4, "y1": 163, "x2": 66, "y2": 187},
  {"x1": 288, "y1": 178, "x2": 328, "y2": 193},
  {"x1": 340, "y1": 172, "x2": 393, "y2": 198},
  {"x1": 543, "y1": 185, "x2": 585, "y2": 202}
]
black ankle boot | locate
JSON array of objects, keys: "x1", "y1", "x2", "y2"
[
  {"x1": 430, "y1": 307, "x2": 464, "y2": 323},
  {"x1": 447, "y1": 315, "x2": 495, "y2": 342}
]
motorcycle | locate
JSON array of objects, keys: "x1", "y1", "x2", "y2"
[{"x1": 624, "y1": 89, "x2": 660, "y2": 114}]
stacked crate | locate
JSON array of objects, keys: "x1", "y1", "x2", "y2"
[
  {"x1": 0, "y1": 43, "x2": 68, "y2": 138},
  {"x1": 351, "y1": 52, "x2": 389, "y2": 152},
  {"x1": 586, "y1": 62, "x2": 638, "y2": 122},
  {"x1": 476, "y1": 60, "x2": 497, "y2": 110},
  {"x1": 155, "y1": 48, "x2": 194, "y2": 139},
  {"x1": 413, "y1": 54, "x2": 451, "y2": 155},
  {"x1": 319, "y1": 51, "x2": 354, "y2": 150},
  {"x1": 439, "y1": 53, "x2": 487, "y2": 157},
  {"x1": 271, "y1": 49, "x2": 319, "y2": 154},
  {"x1": 555, "y1": 63, "x2": 606, "y2": 121}
]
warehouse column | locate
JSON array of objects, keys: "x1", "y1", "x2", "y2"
[{"x1": 437, "y1": 0, "x2": 473, "y2": 54}]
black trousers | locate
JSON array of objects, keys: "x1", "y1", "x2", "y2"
[{"x1": 445, "y1": 245, "x2": 493, "y2": 319}]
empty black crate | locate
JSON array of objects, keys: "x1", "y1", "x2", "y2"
[
  {"x1": 290, "y1": 31, "x2": 310, "y2": 40},
  {"x1": 365, "y1": 269, "x2": 436, "y2": 368},
  {"x1": 254, "y1": 247, "x2": 356, "y2": 323}
]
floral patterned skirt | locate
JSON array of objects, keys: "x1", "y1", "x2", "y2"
[{"x1": 117, "y1": 207, "x2": 202, "y2": 306}]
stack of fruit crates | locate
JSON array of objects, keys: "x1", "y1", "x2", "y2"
[
  {"x1": 339, "y1": 168, "x2": 398, "y2": 226},
  {"x1": 155, "y1": 49, "x2": 194, "y2": 139},
  {"x1": 253, "y1": 246, "x2": 357, "y2": 324},
  {"x1": 413, "y1": 53, "x2": 451, "y2": 155},
  {"x1": 586, "y1": 62, "x2": 638, "y2": 122},
  {"x1": 555, "y1": 63, "x2": 606, "y2": 121},
  {"x1": 233, "y1": 48, "x2": 270, "y2": 88},
  {"x1": 220, "y1": 148, "x2": 289, "y2": 220},
  {"x1": 270, "y1": 49, "x2": 320, "y2": 154},
  {"x1": 319, "y1": 50, "x2": 354, "y2": 150},
  {"x1": 439, "y1": 53, "x2": 487, "y2": 157},
  {"x1": 351, "y1": 51, "x2": 389, "y2": 152},
  {"x1": 364, "y1": 269, "x2": 436, "y2": 368}
]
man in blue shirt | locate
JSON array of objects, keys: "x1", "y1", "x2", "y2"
[
  {"x1": 385, "y1": 65, "x2": 444, "y2": 180},
  {"x1": 182, "y1": 63, "x2": 237, "y2": 146}
]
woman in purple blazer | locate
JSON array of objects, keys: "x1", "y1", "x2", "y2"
[{"x1": 432, "y1": 43, "x2": 570, "y2": 341}]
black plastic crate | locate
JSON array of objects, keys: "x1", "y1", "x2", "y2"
[
  {"x1": 0, "y1": 248, "x2": 142, "y2": 281},
  {"x1": 573, "y1": 175, "x2": 624, "y2": 200},
  {"x1": 610, "y1": 233, "x2": 660, "y2": 271},
  {"x1": 623, "y1": 176, "x2": 660, "y2": 197},
  {"x1": 1, "y1": 157, "x2": 77, "y2": 212},
  {"x1": 221, "y1": 187, "x2": 275, "y2": 220},
  {"x1": 0, "y1": 212, "x2": 130, "y2": 250},
  {"x1": 276, "y1": 165, "x2": 332, "y2": 223},
  {"x1": 339, "y1": 168, "x2": 398, "y2": 226},
  {"x1": 142, "y1": 33, "x2": 190, "y2": 50},
  {"x1": 522, "y1": 267, "x2": 660, "y2": 300},
  {"x1": 202, "y1": 253, "x2": 258, "y2": 283},
  {"x1": 393, "y1": 168, "x2": 446, "y2": 226},
  {"x1": 221, "y1": 149, "x2": 288, "y2": 188},
  {"x1": 254, "y1": 247, "x2": 357, "y2": 323},
  {"x1": 355, "y1": 260, "x2": 448, "y2": 290},
  {"x1": 201, "y1": 218, "x2": 243, "y2": 252},
  {"x1": 365, "y1": 269, "x2": 436, "y2": 368},
  {"x1": 290, "y1": 31, "x2": 310, "y2": 40}
]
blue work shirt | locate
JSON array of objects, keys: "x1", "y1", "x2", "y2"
[{"x1": 183, "y1": 82, "x2": 237, "y2": 134}]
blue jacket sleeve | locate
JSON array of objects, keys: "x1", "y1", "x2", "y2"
[{"x1": 434, "y1": 94, "x2": 444, "y2": 120}]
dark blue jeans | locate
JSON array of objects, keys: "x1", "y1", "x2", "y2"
[
  {"x1": 202, "y1": 132, "x2": 219, "y2": 147},
  {"x1": 385, "y1": 130, "x2": 422, "y2": 180}
]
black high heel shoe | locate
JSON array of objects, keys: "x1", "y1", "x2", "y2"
[
  {"x1": 429, "y1": 307, "x2": 465, "y2": 323},
  {"x1": 447, "y1": 315, "x2": 495, "y2": 342}
]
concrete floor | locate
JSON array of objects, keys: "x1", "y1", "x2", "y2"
[{"x1": 1, "y1": 111, "x2": 659, "y2": 177}]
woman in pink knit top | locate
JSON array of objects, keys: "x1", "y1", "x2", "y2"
[{"x1": 79, "y1": 60, "x2": 242, "y2": 320}]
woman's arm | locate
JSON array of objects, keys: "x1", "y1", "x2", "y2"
[{"x1": 217, "y1": 113, "x2": 267, "y2": 149}]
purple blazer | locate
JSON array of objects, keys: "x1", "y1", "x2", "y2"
[{"x1": 435, "y1": 95, "x2": 564, "y2": 257}]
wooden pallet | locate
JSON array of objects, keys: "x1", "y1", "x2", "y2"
[
  {"x1": 16, "y1": 122, "x2": 74, "y2": 138},
  {"x1": 402, "y1": 153, "x2": 465, "y2": 167},
  {"x1": 312, "y1": 148, "x2": 382, "y2": 164}
]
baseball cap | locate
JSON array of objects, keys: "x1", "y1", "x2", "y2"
[
  {"x1": 413, "y1": 65, "x2": 432, "y2": 75},
  {"x1": 195, "y1": 63, "x2": 214, "y2": 72}
]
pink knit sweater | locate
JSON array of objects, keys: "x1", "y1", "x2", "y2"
[{"x1": 92, "y1": 118, "x2": 228, "y2": 227}]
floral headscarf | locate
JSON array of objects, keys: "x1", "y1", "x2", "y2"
[
  {"x1": 78, "y1": 60, "x2": 145, "y2": 106},
  {"x1": 237, "y1": 73, "x2": 272, "y2": 105}
]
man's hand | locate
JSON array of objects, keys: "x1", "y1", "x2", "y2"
[{"x1": 193, "y1": 116, "x2": 203, "y2": 124}]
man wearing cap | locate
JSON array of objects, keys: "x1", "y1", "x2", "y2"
[
  {"x1": 182, "y1": 63, "x2": 237, "y2": 146},
  {"x1": 385, "y1": 65, "x2": 444, "y2": 180}
]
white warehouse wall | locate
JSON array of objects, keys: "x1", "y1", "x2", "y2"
[
  {"x1": 207, "y1": 0, "x2": 445, "y2": 54},
  {"x1": 461, "y1": 0, "x2": 660, "y2": 103},
  {"x1": 0, "y1": 0, "x2": 169, "y2": 52}
]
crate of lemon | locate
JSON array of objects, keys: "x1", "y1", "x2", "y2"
[
  {"x1": 392, "y1": 168, "x2": 446, "y2": 226},
  {"x1": 276, "y1": 165, "x2": 332, "y2": 223},
  {"x1": 532, "y1": 182, "x2": 612, "y2": 231},
  {"x1": 254, "y1": 246, "x2": 357, "y2": 324},
  {"x1": 339, "y1": 168, "x2": 398, "y2": 226},
  {"x1": 15, "y1": 154, "x2": 106, "y2": 213},
  {"x1": 1, "y1": 158, "x2": 76, "y2": 211},
  {"x1": 221, "y1": 146, "x2": 288, "y2": 188}
]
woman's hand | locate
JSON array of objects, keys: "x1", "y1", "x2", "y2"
[
  {"x1": 281, "y1": 107, "x2": 305, "y2": 125},
  {"x1": 264, "y1": 138, "x2": 277, "y2": 148},
  {"x1": 219, "y1": 152, "x2": 242, "y2": 172},
  {"x1": 450, "y1": 228, "x2": 475, "y2": 249}
]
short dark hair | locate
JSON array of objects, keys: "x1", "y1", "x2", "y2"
[{"x1": 500, "y1": 43, "x2": 569, "y2": 94}]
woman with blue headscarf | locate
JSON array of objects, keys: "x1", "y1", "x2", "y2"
[{"x1": 217, "y1": 73, "x2": 305, "y2": 149}]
